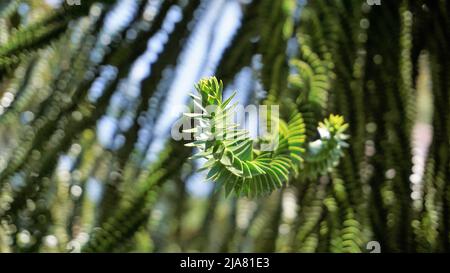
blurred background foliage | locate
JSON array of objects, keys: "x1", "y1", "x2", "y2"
[{"x1": 0, "y1": 0, "x2": 449, "y2": 253}]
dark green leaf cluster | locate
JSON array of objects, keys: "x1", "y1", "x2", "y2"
[{"x1": 185, "y1": 76, "x2": 348, "y2": 197}]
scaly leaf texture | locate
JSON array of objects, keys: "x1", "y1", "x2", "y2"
[{"x1": 185, "y1": 77, "x2": 348, "y2": 197}]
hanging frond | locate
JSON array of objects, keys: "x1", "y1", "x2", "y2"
[{"x1": 184, "y1": 77, "x2": 347, "y2": 197}]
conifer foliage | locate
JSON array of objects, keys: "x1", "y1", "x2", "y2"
[{"x1": 0, "y1": 0, "x2": 449, "y2": 253}]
